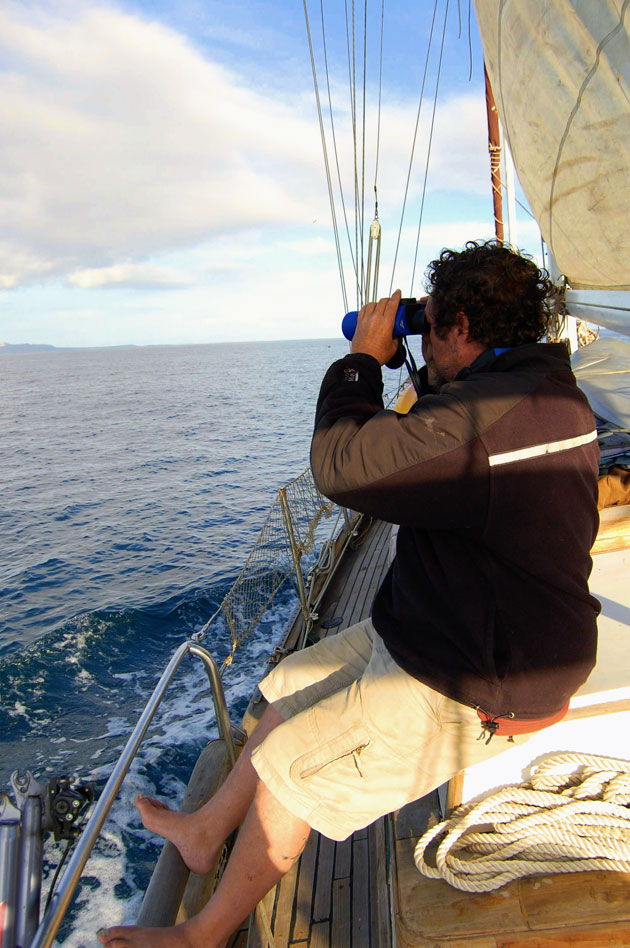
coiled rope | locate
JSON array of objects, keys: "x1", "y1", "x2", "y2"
[{"x1": 414, "y1": 752, "x2": 630, "y2": 892}]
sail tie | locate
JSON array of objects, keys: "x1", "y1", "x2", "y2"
[{"x1": 414, "y1": 752, "x2": 630, "y2": 892}]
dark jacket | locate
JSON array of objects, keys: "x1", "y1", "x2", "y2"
[{"x1": 310, "y1": 343, "x2": 601, "y2": 719}]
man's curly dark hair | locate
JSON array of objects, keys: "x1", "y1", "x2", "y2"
[{"x1": 425, "y1": 240, "x2": 557, "y2": 347}]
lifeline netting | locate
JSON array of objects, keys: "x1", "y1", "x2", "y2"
[{"x1": 218, "y1": 468, "x2": 339, "y2": 663}]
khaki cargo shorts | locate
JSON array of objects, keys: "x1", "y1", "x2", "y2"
[{"x1": 251, "y1": 617, "x2": 522, "y2": 841}]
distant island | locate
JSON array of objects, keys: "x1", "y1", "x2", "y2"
[
  {"x1": 0, "y1": 342, "x2": 142, "y2": 353},
  {"x1": 0, "y1": 342, "x2": 60, "y2": 353}
]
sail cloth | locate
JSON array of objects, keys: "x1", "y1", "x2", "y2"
[
  {"x1": 474, "y1": 1, "x2": 630, "y2": 292},
  {"x1": 572, "y1": 335, "x2": 630, "y2": 431}
]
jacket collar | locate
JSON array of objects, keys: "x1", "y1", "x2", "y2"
[{"x1": 455, "y1": 342, "x2": 571, "y2": 381}]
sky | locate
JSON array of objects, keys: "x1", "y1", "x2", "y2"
[{"x1": 0, "y1": 0, "x2": 541, "y2": 347}]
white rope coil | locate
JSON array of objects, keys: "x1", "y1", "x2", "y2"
[{"x1": 414, "y1": 752, "x2": 630, "y2": 892}]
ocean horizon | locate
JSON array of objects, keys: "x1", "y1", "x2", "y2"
[{"x1": 1, "y1": 336, "x2": 365, "y2": 943}]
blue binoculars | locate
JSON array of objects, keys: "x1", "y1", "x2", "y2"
[{"x1": 342, "y1": 298, "x2": 429, "y2": 341}]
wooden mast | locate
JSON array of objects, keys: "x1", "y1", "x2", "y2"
[{"x1": 484, "y1": 65, "x2": 504, "y2": 245}]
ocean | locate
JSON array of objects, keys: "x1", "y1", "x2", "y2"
[{"x1": 1, "y1": 336, "x2": 395, "y2": 945}]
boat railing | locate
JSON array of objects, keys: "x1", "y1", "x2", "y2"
[
  {"x1": 202, "y1": 467, "x2": 363, "y2": 669},
  {"x1": 3, "y1": 468, "x2": 364, "y2": 948},
  {"x1": 5, "y1": 637, "x2": 245, "y2": 948}
]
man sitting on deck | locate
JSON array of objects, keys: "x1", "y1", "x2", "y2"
[{"x1": 98, "y1": 240, "x2": 601, "y2": 948}]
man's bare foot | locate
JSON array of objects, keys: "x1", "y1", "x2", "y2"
[
  {"x1": 97, "y1": 921, "x2": 227, "y2": 948},
  {"x1": 135, "y1": 795, "x2": 219, "y2": 875}
]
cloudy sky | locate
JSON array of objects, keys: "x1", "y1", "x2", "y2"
[{"x1": 0, "y1": 0, "x2": 540, "y2": 347}]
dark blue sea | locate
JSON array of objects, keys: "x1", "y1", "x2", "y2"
[{"x1": 1, "y1": 337, "x2": 392, "y2": 945}]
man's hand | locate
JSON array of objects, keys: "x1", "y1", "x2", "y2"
[{"x1": 350, "y1": 290, "x2": 402, "y2": 365}]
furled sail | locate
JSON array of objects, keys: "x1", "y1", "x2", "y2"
[{"x1": 474, "y1": 1, "x2": 630, "y2": 296}]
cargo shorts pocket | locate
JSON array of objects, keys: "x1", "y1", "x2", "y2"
[{"x1": 289, "y1": 724, "x2": 372, "y2": 782}]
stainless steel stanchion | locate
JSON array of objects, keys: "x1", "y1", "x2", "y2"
[
  {"x1": 0, "y1": 793, "x2": 21, "y2": 948},
  {"x1": 14, "y1": 772, "x2": 44, "y2": 948}
]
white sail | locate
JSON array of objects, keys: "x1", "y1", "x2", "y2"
[{"x1": 474, "y1": 1, "x2": 630, "y2": 320}]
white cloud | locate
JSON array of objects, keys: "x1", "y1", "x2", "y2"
[
  {"x1": 67, "y1": 263, "x2": 191, "y2": 289},
  {"x1": 0, "y1": 2, "x2": 492, "y2": 295},
  {"x1": 0, "y1": 3, "x2": 326, "y2": 287},
  {"x1": 278, "y1": 236, "x2": 335, "y2": 255}
]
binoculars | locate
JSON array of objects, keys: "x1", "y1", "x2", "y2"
[{"x1": 342, "y1": 298, "x2": 429, "y2": 340}]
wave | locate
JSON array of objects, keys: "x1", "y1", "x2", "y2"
[
  {"x1": 1, "y1": 579, "x2": 297, "y2": 946},
  {"x1": 0, "y1": 584, "x2": 230, "y2": 773},
  {"x1": 0, "y1": 338, "x2": 343, "y2": 943}
]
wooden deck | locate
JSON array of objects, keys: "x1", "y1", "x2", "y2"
[
  {"x1": 388, "y1": 506, "x2": 630, "y2": 948},
  {"x1": 227, "y1": 512, "x2": 630, "y2": 948},
  {"x1": 229, "y1": 517, "x2": 396, "y2": 947},
  {"x1": 232, "y1": 511, "x2": 617, "y2": 948}
]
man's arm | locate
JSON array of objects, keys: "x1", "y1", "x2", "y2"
[
  {"x1": 311, "y1": 364, "x2": 487, "y2": 531},
  {"x1": 314, "y1": 352, "x2": 385, "y2": 430}
]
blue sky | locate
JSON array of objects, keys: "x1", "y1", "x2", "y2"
[{"x1": 0, "y1": 0, "x2": 540, "y2": 347}]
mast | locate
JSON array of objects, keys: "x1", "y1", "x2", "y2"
[{"x1": 484, "y1": 65, "x2": 504, "y2": 245}]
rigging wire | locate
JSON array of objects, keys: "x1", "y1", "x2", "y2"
[
  {"x1": 307, "y1": 0, "x2": 466, "y2": 318},
  {"x1": 388, "y1": 0, "x2": 440, "y2": 294},
  {"x1": 303, "y1": 0, "x2": 349, "y2": 313},
  {"x1": 373, "y1": 0, "x2": 385, "y2": 199},
  {"x1": 456, "y1": 0, "x2": 474, "y2": 80},
  {"x1": 345, "y1": 0, "x2": 362, "y2": 309},
  {"x1": 410, "y1": 0, "x2": 450, "y2": 293},
  {"x1": 342, "y1": 0, "x2": 386, "y2": 308},
  {"x1": 367, "y1": 0, "x2": 386, "y2": 303},
  {"x1": 360, "y1": 0, "x2": 369, "y2": 303},
  {"x1": 365, "y1": 0, "x2": 385, "y2": 304},
  {"x1": 304, "y1": 0, "x2": 387, "y2": 315},
  {"x1": 467, "y1": 0, "x2": 473, "y2": 81},
  {"x1": 318, "y1": 0, "x2": 359, "y2": 284}
]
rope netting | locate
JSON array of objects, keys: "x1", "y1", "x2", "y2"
[
  {"x1": 280, "y1": 467, "x2": 337, "y2": 554},
  {"x1": 218, "y1": 469, "x2": 338, "y2": 664},
  {"x1": 414, "y1": 752, "x2": 630, "y2": 892}
]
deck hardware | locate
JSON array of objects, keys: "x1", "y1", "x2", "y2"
[
  {"x1": 48, "y1": 778, "x2": 94, "y2": 842},
  {"x1": 16, "y1": 638, "x2": 239, "y2": 948}
]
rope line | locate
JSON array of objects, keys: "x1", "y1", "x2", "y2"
[{"x1": 414, "y1": 752, "x2": 630, "y2": 893}]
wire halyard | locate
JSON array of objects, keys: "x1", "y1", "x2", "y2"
[
  {"x1": 318, "y1": 0, "x2": 358, "y2": 294},
  {"x1": 303, "y1": 1, "x2": 461, "y2": 314},
  {"x1": 388, "y1": 0, "x2": 441, "y2": 296},
  {"x1": 367, "y1": 0, "x2": 385, "y2": 304},
  {"x1": 303, "y1": 0, "x2": 349, "y2": 313},
  {"x1": 304, "y1": 0, "x2": 387, "y2": 311},
  {"x1": 345, "y1": 0, "x2": 361, "y2": 309},
  {"x1": 410, "y1": 0, "x2": 450, "y2": 292},
  {"x1": 360, "y1": 0, "x2": 369, "y2": 305}
]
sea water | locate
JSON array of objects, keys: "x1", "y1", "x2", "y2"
[{"x1": 2, "y1": 336, "x2": 402, "y2": 945}]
